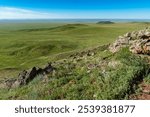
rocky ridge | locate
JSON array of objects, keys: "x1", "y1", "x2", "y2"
[{"x1": 109, "y1": 27, "x2": 150, "y2": 55}]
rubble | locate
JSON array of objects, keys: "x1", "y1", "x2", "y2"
[{"x1": 109, "y1": 28, "x2": 150, "y2": 55}]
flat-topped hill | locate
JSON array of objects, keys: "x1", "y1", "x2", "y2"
[{"x1": 97, "y1": 21, "x2": 115, "y2": 24}]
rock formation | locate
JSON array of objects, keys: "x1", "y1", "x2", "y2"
[
  {"x1": 0, "y1": 63, "x2": 55, "y2": 88},
  {"x1": 109, "y1": 28, "x2": 150, "y2": 55}
]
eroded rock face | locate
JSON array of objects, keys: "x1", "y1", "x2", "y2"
[
  {"x1": 109, "y1": 28, "x2": 150, "y2": 55},
  {"x1": 18, "y1": 67, "x2": 39, "y2": 86}
]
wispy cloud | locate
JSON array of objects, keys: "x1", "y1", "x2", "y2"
[
  {"x1": 0, "y1": 7, "x2": 63, "y2": 19},
  {"x1": 0, "y1": 7, "x2": 150, "y2": 19}
]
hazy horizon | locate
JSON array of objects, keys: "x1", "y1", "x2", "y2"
[{"x1": 0, "y1": 19, "x2": 150, "y2": 23}]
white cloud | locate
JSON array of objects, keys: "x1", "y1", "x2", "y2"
[
  {"x1": 0, "y1": 7, "x2": 150, "y2": 19},
  {"x1": 0, "y1": 7, "x2": 63, "y2": 19}
]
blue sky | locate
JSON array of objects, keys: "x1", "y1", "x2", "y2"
[{"x1": 0, "y1": 0, "x2": 150, "y2": 19}]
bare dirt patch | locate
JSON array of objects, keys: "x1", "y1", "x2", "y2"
[{"x1": 130, "y1": 83, "x2": 150, "y2": 100}]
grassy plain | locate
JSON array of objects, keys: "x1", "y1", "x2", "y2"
[
  {"x1": 0, "y1": 22, "x2": 150, "y2": 99},
  {"x1": 0, "y1": 22, "x2": 149, "y2": 78}
]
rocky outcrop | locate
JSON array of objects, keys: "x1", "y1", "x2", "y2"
[
  {"x1": 109, "y1": 28, "x2": 150, "y2": 55},
  {"x1": 0, "y1": 63, "x2": 55, "y2": 89}
]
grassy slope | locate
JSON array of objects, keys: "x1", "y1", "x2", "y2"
[
  {"x1": 0, "y1": 22, "x2": 150, "y2": 100},
  {"x1": 0, "y1": 47, "x2": 149, "y2": 99},
  {"x1": 0, "y1": 22, "x2": 149, "y2": 79}
]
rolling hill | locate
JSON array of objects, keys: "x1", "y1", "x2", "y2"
[{"x1": 0, "y1": 22, "x2": 150, "y2": 99}]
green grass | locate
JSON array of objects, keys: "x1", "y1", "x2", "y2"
[
  {"x1": 0, "y1": 22, "x2": 150, "y2": 99},
  {"x1": 144, "y1": 74, "x2": 150, "y2": 84},
  {"x1": 0, "y1": 48, "x2": 149, "y2": 99},
  {"x1": 0, "y1": 22, "x2": 149, "y2": 79}
]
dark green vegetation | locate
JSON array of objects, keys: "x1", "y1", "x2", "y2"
[{"x1": 0, "y1": 22, "x2": 150, "y2": 99}]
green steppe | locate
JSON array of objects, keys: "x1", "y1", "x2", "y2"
[{"x1": 0, "y1": 22, "x2": 149, "y2": 99}]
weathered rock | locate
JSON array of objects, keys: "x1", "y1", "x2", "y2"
[
  {"x1": 124, "y1": 32, "x2": 131, "y2": 37},
  {"x1": 11, "y1": 80, "x2": 20, "y2": 88},
  {"x1": 109, "y1": 38, "x2": 129, "y2": 53},
  {"x1": 0, "y1": 82, "x2": 7, "y2": 89},
  {"x1": 43, "y1": 63, "x2": 55, "y2": 74},
  {"x1": 144, "y1": 42, "x2": 150, "y2": 54},
  {"x1": 0, "y1": 79, "x2": 17, "y2": 89},
  {"x1": 18, "y1": 65, "x2": 55, "y2": 86},
  {"x1": 26, "y1": 67, "x2": 39, "y2": 83},
  {"x1": 0, "y1": 62, "x2": 55, "y2": 88},
  {"x1": 17, "y1": 67, "x2": 39, "y2": 86},
  {"x1": 18, "y1": 70, "x2": 28, "y2": 85},
  {"x1": 144, "y1": 31, "x2": 150, "y2": 37},
  {"x1": 109, "y1": 28, "x2": 150, "y2": 55},
  {"x1": 129, "y1": 39, "x2": 150, "y2": 54}
]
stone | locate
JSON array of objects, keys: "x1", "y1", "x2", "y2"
[
  {"x1": 11, "y1": 80, "x2": 20, "y2": 88},
  {"x1": 1, "y1": 62, "x2": 55, "y2": 88},
  {"x1": 43, "y1": 63, "x2": 55, "y2": 74},
  {"x1": 17, "y1": 67, "x2": 38, "y2": 85},
  {"x1": 144, "y1": 31, "x2": 150, "y2": 37},
  {"x1": 3, "y1": 79, "x2": 17, "y2": 88},
  {"x1": 25, "y1": 67, "x2": 38, "y2": 83},
  {"x1": 0, "y1": 83, "x2": 6, "y2": 89},
  {"x1": 109, "y1": 28, "x2": 150, "y2": 55},
  {"x1": 87, "y1": 64, "x2": 96, "y2": 70},
  {"x1": 124, "y1": 32, "x2": 131, "y2": 37}
]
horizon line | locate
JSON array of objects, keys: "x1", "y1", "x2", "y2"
[{"x1": 1, "y1": 18, "x2": 150, "y2": 20}]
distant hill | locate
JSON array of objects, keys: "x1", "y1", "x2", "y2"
[
  {"x1": 97, "y1": 21, "x2": 115, "y2": 24},
  {"x1": 19, "y1": 23, "x2": 88, "y2": 32}
]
